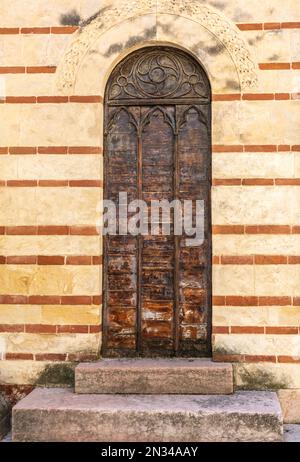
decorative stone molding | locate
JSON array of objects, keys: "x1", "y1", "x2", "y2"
[
  {"x1": 157, "y1": 0, "x2": 258, "y2": 90},
  {"x1": 56, "y1": 0, "x2": 258, "y2": 94}
]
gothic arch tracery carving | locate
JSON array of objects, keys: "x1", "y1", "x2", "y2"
[{"x1": 107, "y1": 47, "x2": 210, "y2": 102}]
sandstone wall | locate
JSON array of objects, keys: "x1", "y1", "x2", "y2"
[{"x1": 0, "y1": 0, "x2": 299, "y2": 420}]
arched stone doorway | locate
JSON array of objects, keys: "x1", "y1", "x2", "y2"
[{"x1": 102, "y1": 46, "x2": 212, "y2": 357}]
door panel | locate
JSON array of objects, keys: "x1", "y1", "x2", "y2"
[
  {"x1": 105, "y1": 109, "x2": 138, "y2": 352},
  {"x1": 177, "y1": 106, "x2": 211, "y2": 354},
  {"x1": 141, "y1": 108, "x2": 175, "y2": 354},
  {"x1": 103, "y1": 47, "x2": 211, "y2": 357}
]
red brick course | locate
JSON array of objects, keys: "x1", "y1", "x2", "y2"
[
  {"x1": 212, "y1": 296, "x2": 297, "y2": 306},
  {"x1": 0, "y1": 323, "x2": 102, "y2": 334},
  {"x1": 0, "y1": 295, "x2": 102, "y2": 305}
]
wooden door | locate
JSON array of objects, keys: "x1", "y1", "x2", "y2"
[{"x1": 103, "y1": 47, "x2": 211, "y2": 357}]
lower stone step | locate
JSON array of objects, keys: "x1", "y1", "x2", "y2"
[
  {"x1": 0, "y1": 394, "x2": 10, "y2": 440},
  {"x1": 12, "y1": 388, "x2": 283, "y2": 442},
  {"x1": 75, "y1": 358, "x2": 233, "y2": 394}
]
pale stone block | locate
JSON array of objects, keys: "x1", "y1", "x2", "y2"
[
  {"x1": 0, "y1": 156, "x2": 19, "y2": 179},
  {"x1": 214, "y1": 263, "x2": 300, "y2": 298},
  {"x1": 258, "y1": 70, "x2": 300, "y2": 94},
  {"x1": 212, "y1": 153, "x2": 295, "y2": 179},
  {"x1": 266, "y1": 307, "x2": 300, "y2": 327},
  {"x1": 213, "y1": 306, "x2": 300, "y2": 327},
  {"x1": 214, "y1": 333, "x2": 300, "y2": 356},
  {"x1": 295, "y1": 155, "x2": 300, "y2": 178},
  {"x1": 213, "y1": 265, "x2": 255, "y2": 296},
  {"x1": 239, "y1": 101, "x2": 300, "y2": 145},
  {"x1": 212, "y1": 102, "x2": 240, "y2": 145},
  {"x1": 290, "y1": 30, "x2": 300, "y2": 62},
  {"x1": 19, "y1": 103, "x2": 101, "y2": 147},
  {"x1": 22, "y1": 35, "x2": 71, "y2": 67},
  {"x1": 0, "y1": 265, "x2": 101, "y2": 295},
  {"x1": 5, "y1": 74, "x2": 55, "y2": 97},
  {"x1": 1, "y1": 332, "x2": 100, "y2": 355},
  {"x1": 212, "y1": 235, "x2": 300, "y2": 256},
  {"x1": 40, "y1": 306, "x2": 100, "y2": 325},
  {"x1": 212, "y1": 186, "x2": 297, "y2": 225},
  {"x1": 0, "y1": 236, "x2": 102, "y2": 256},
  {"x1": 213, "y1": 307, "x2": 266, "y2": 327},
  {"x1": 205, "y1": 0, "x2": 300, "y2": 22},
  {"x1": 0, "y1": 76, "x2": 5, "y2": 100},
  {"x1": 0, "y1": 188, "x2": 101, "y2": 226},
  {"x1": 0, "y1": 36, "x2": 22, "y2": 67},
  {"x1": 0, "y1": 305, "x2": 100, "y2": 325},
  {"x1": 254, "y1": 266, "x2": 300, "y2": 296},
  {"x1": 234, "y1": 363, "x2": 300, "y2": 390},
  {"x1": 213, "y1": 101, "x2": 300, "y2": 145},
  {"x1": 0, "y1": 360, "x2": 49, "y2": 385},
  {"x1": 0, "y1": 103, "x2": 101, "y2": 147},
  {"x1": 0, "y1": 106, "x2": 21, "y2": 146},
  {"x1": 0, "y1": 188, "x2": 37, "y2": 225},
  {"x1": 278, "y1": 390, "x2": 300, "y2": 423},
  {"x1": 0, "y1": 35, "x2": 72, "y2": 67},
  {"x1": 244, "y1": 29, "x2": 292, "y2": 63},
  {"x1": 0, "y1": 155, "x2": 102, "y2": 180},
  {"x1": 36, "y1": 188, "x2": 102, "y2": 226},
  {"x1": 80, "y1": 0, "x2": 108, "y2": 22},
  {"x1": 292, "y1": 189, "x2": 300, "y2": 223},
  {"x1": 0, "y1": 0, "x2": 82, "y2": 27},
  {"x1": 0, "y1": 306, "x2": 41, "y2": 325}
]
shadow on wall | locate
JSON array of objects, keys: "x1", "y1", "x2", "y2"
[
  {"x1": 103, "y1": 26, "x2": 157, "y2": 58},
  {"x1": 60, "y1": 7, "x2": 111, "y2": 28},
  {"x1": 60, "y1": 9, "x2": 81, "y2": 26}
]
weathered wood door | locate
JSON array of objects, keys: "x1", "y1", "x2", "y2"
[{"x1": 103, "y1": 47, "x2": 211, "y2": 357}]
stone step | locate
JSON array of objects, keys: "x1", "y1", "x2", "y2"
[
  {"x1": 12, "y1": 388, "x2": 283, "y2": 442},
  {"x1": 0, "y1": 395, "x2": 10, "y2": 440},
  {"x1": 284, "y1": 425, "x2": 300, "y2": 442},
  {"x1": 75, "y1": 358, "x2": 233, "y2": 394}
]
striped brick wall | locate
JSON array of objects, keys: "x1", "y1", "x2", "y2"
[{"x1": 0, "y1": 1, "x2": 300, "y2": 400}]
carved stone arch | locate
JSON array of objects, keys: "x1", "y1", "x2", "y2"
[{"x1": 56, "y1": 0, "x2": 258, "y2": 95}]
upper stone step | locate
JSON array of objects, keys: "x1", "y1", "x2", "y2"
[
  {"x1": 75, "y1": 358, "x2": 233, "y2": 395},
  {"x1": 12, "y1": 388, "x2": 283, "y2": 442}
]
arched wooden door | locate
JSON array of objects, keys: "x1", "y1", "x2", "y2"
[{"x1": 103, "y1": 47, "x2": 211, "y2": 357}]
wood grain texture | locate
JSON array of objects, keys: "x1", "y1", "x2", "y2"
[{"x1": 103, "y1": 47, "x2": 211, "y2": 357}]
